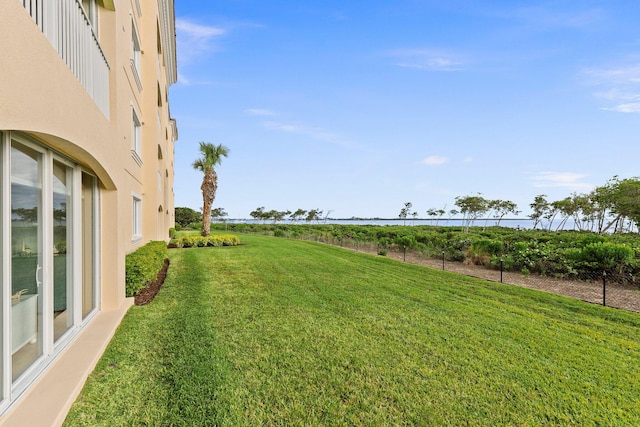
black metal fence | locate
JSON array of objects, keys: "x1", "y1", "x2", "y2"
[{"x1": 287, "y1": 233, "x2": 640, "y2": 313}]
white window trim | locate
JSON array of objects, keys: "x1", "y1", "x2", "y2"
[
  {"x1": 132, "y1": 193, "x2": 142, "y2": 242},
  {"x1": 130, "y1": 17, "x2": 142, "y2": 91},
  {"x1": 131, "y1": 106, "x2": 143, "y2": 165}
]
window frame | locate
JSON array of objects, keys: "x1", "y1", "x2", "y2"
[
  {"x1": 130, "y1": 18, "x2": 142, "y2": 90},
  {"x1": 132, "y1": 194, "x2": 142, "y2": 242},
  {"x1": 131, "y1": 107, "x2": 142, "y2": 165}
]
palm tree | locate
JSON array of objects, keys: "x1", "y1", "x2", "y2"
[{"x1": 192, "y1": 142, "x2": 229, "y2": 236}]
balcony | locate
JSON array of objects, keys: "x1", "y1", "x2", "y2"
[{"x1": 20, "y1": 0, "x2": 110, "y2": 118}]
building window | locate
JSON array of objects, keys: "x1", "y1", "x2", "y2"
[
  {"x1": 131, "y1": 108, "x2": 142, "y2": 164},
  {"x1": 132, "y1": 195, "x2": 142, "y2": 241},
  {"x1": 131, "y1": 20, "x2": 142, "y2": 90}
]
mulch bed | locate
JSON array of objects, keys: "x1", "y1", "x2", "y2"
[{"x1": 134, "y1": 258, "x2": 170, "y2": 306}]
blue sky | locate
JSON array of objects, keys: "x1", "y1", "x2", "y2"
[{"x1": 171, "y1": 1, "x2": 640, "y2": 219}]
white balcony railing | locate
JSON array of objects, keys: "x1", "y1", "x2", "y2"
[{"x1": 20, "y1": 0, "x2": 110, "y2": 118}]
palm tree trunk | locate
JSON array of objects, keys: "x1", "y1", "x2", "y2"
[{"x1": 201, "y1": 169, "x2": 218, "y2": 236}]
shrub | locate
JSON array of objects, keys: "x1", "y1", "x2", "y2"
[
  {"x1": 175, "y1": 234, "x2": 240, "y2": 248},
  {"x1": 125, "y1": 241, "x2": 167, "y2": 297},
  {"x1": 175, "y1": 207, "x2": 202, "y2": 228},
  {"x1": 169, "y1": 227, "x2": 176, "y2": 239},
  {"x1": 566, "y1": 242, "x2": 636, "y2": 276},
  {"x1": 465, "y1": 239, "x2": 503, "y2": 266}
]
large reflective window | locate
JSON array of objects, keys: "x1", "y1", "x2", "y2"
[{"x1": 11, "y1": 142, "x2": 44, "y2": 381}]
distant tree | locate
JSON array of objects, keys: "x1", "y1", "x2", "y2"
[
  {"x1": 426, "y1": 207, "x2": 446, "y2": 226},
  {"x1": 597, "y1": 176, "x2": 640, "y2": 234},
  {"x1": 399, "y1": 202, "x2": 412, "y2": 226},
  {"x1": 211, "y1": 207, "x2": 228, "y2": 222},
  {"x1": 250, "y1": 207, "x2": 267, "y2": 223},
  {"x1": 305, "y1": 209, "x2": 322, "y2": 223},
  {"x1": 211, "y1": 207, "x2": 228, "y2": 230},
  {"x1": 455, "y1": 194, "x2": 489, "y2": 232},
  {"x1": 175, "y1": 207, "x2": 202, "y2": 228},
  {"x1": 529, "y1": 195, "x2": 550, "y2": 230},
  {"x1": 323, "y1": 210, "x2": 334, "y2": 224},
  {"x1": 192, "y1": 142, "x2": 229, "y2": 236},
  {"x1": 551, "y1": 197, "x2": 576, "y2": 231},
  {"x1": 267, "y1": 209, "x2": 290, "y2": 224},
  {"x1": 488, "y1": 199, "x2": 519, "y2": 226},
  {"x1": 290, "y1": 209, "x2": 307, "y2": 223}
]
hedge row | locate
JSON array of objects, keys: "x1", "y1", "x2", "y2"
[
  {"x1": 125, "y1": 241, "x2": 168, "y2": 297},
  {"x1": 215, "y1": 223, "x2": 640, "y2": 279},
  {"x1": 175, "y1": 234, "x2": 240, "y2": 248}
]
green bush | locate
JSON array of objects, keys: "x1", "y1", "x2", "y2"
[
  {"x1": 566, "y1": 242, "x2": 636, "y2": 275},
  {"x1": 169, "y1": 227, "x2": 176, "y2": 239},
  {"x1": 465, "y1": 239, "x2": 503, "y2": 266},
  {"x1": 176, "y1": 234, "x2": 240, "y2": 248},
  {"x1": 125, "y1": 241, "x2": 168, "y2": 297}
]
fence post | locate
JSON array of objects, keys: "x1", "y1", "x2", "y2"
[
  {"x1": 442, "y1": 251, "x2": 445, "y2": 270},
  {"x1": 500, "y1": 259, "x2": 504, "y2": 283},
  {"x1": 403, "y1": 245, "x2": 406, "y2": 262},
  {"x1": 602, "y1": 271, "x2": 606, "y2": 307}
]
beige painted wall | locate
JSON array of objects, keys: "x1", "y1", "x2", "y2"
[{"x1": 0, "y1": 0, "x2": 177, "y2": 310}]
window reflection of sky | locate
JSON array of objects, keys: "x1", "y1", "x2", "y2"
[
  {"x1": 11, "y1": 145, "x2": 39, "y2": 187},
  {"x1": 10, "y1": 146, "x2": 70, "y2": 223}
]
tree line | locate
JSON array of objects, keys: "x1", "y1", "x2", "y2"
[
  {"x1": 249, "y1": 207, "x2": 327, "y2": 224},
  {"x1": 411, "y1": 175, "x2": 640, "y2": 234}
]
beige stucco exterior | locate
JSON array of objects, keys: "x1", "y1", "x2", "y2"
[{"x1": 0, "y1": 0, "x2": 177, "y2": 423}]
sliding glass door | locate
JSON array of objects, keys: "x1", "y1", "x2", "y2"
[
  {"x1": 10, "y1": 142, "x2": 44, "y2": 381},
  {"x1": 0, "y1": 132, "x2": 100, "y2": 405}
]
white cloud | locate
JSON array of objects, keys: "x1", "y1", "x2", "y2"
[
  {"x1": 584, "y1": 64, "x2": 640, "y2": 113},
  {"x1": 586, "y1": 64, "x2": 640, "y2": 85},
  {"x1": 531, "y1": 172, "x2": 594, "y2": 191},
  {"x1": 507, "y1": 7, "x2": 604, "y2": 30},
  {"x1": 177, "y1": 72, "x2": 191, "y2": 85},
  {"x1": 389, "y1": 49, "x2": 464, "y2": 71},
  {"x1": 421, "y1": 155, "x2": 448, "y2": 165},
  {"x1": 262, "y1": 120, "x2": 352, "y2": 147},
  {"x1": 463, "y1": 156, "x2": 473, "y2": 163},
  {"x1": 176, "y1": 18, "x2": 226, "y2": 65},
  {"x1": 245, "y1": 108, "x2": 277, "y2": 117},
  {"x1": 602, "y1": 103, "x2": 640, "y2": 113}
]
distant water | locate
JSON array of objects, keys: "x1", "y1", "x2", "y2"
[{"x1": 225, "y1": 218, "x2": 579, "y2": 230}]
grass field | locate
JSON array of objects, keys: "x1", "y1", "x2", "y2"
[{"x1": 64, "y1": 234, "x2": 640, "y2": 426}]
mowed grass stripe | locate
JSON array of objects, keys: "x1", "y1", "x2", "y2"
[{"x1": 65, "y1": 234, "x2": 640, "y2": 426}]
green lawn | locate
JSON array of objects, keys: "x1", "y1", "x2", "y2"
[{"x1": 64, "y1": 234, "x2": 640, "y2": 426}]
